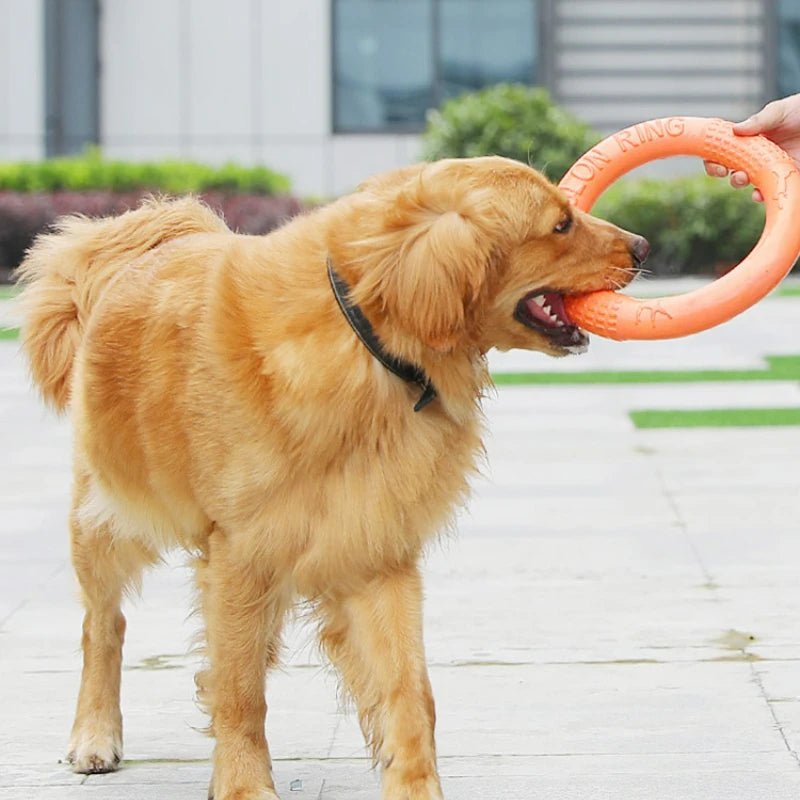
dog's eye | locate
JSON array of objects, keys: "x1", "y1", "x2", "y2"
[{"x1": 553, "y1": 216, "x2": 573, "y2": 234}]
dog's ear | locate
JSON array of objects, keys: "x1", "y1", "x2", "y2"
[
  {"x1": 349, "y1": 162, "x2": 497, "y2": 351},
  {"x1": 387, "y1": 209, "x2": 491, "y2": 352}
]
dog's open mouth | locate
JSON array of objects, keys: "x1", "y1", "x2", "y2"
[{"x1": 514, "y1": 290, "x2": 589, "y2": 354}]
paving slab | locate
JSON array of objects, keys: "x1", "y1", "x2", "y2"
[{"x1": 2, "y1": 284, "x2": 800, "y2": 798}]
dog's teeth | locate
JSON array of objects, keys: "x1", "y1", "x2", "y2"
[
  {"x1": 543, "y1": 305, "x2": 552, "y2": 315},
  {"x1": 533, "y1": 295, "x2": 546, "y2": 306},
  {"x1": 554, "y1": 319, "x2": 565, "y2": 327}
]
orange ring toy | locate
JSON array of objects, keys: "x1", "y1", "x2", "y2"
[{"x1": 558, "y1": 116, "x2": 800, "y2": 340}]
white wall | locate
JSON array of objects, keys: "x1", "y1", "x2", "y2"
[
  {"x1": 100, "y1": 0, "x2": 184, "y2": 160},
  {"x1": 0, "y1": 0, "x2": 44, "y2": 160},
  {"x1": 100, "y1": 0, "x2": 416, "y2": 197}
]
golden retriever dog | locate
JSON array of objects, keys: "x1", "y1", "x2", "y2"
[{"x1": 18, "y1": 156, "x2": 648, "y2": 800}]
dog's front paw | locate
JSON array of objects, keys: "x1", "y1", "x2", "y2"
[{"x1": 67, "y1": 726, "x2": 122, "y2": 774}]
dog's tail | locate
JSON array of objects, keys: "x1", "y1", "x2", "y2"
[{"x1": 17, "y1": 196, "x2": 228, "y2": 413}]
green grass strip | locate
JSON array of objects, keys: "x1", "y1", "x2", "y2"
[
  {"x1": 0, "y1": 285, "x2": 19, "y2": 299},
  {"x1": 775, "y1": 285, "x2": 800, "y2": 297},
  {"x1": 631, "y1": 407, "x2": 800, "y2": 428},
  {"x1": 492, "y1": 355, "x2": 800, "y2": 385},
  {"x1": 0, "y1": 327, "x2": 19, "y2": 340}
]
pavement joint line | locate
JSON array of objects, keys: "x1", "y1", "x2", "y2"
[
  {"x1": 437, "y1": 750, "x2": 784, "y2": 757},
  {"x1": 325, "y1": 714, "x2": 343, "y2": 760},
  {"x1": 0, "y1": 596, "x2": 31, "y2": 630},
  {"x1": 8, "y1": 750, "x2": 790, "y2": 770},
  {"x1": 0, "y1": 557, "x2": 70, "y2": 633},
  {"x1": 749, "y1": 664, "x2": 800, "y2": 770},
  {"x1": 12, "y1": 656, "x2": 800, "y2": 675},
  {"x1": 655, "y1": 467, "x2": 717, "y2": 590},
  {"x1": 441, "y1": 656, "x2": 800, "y2": 665}
]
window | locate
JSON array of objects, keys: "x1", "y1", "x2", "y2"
[
  {"x1": 779, "y1": 0, "x2": 800, "y2": 96},
  {"x1": 333, "y1": 0, "x2": 539, "y2": 132}
]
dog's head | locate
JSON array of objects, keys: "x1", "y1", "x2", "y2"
[{"x1": 335, "y1": 156, "x2": 647, "y2": 358}]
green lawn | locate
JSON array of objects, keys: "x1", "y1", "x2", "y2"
[
  {"x1": 630, "y1": 408, "x2": 800, "y2": 429},
  {"x1": 493, "y1": 355, "x2": 800, "y2": 386},
  {"x1": 0, "y1": 327, "x2": 19, "y2": 340},
  {"x1": 496, "y1": 354, "x2": 800, "y2": 430}
]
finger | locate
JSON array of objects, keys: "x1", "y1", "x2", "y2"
[
  {"x1": 730, "y1": 171, "x2": 750, "y2": 188},
  {"x1": 733, "y1": 101, "x2": 784, "y2": 135},
  {"x1": 704, "y1": 161, "x2": 729, "y2": 177}
]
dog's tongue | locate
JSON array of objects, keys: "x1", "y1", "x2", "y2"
[{"x1": 525, "y1": 292, "x2": 571, "y2": 328}]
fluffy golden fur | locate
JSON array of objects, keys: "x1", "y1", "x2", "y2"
[{"x1": 18, "y1": 156, "x2": 644, "y2": 800}]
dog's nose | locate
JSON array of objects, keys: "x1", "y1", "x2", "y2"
[{"x1": 629, "y1": 235, "x2": 650, "y2": 265}]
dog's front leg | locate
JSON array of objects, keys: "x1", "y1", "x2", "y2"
[
  {"x1": 318, "y1": 563, "x2": 443, "y2": 800},
  {"x1": 197, "y1": 526, "x2": 289, "y2": 800}
]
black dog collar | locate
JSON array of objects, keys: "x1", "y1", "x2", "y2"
[{"x1": 327, "y1": 258, "x2": 438, "y2": 412}]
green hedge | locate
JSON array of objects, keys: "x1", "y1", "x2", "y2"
[
  {"x1": 422, "y1": 84, "x2": 598, "y2": 183},
  {"x1": 0, "y1": 148, "x2": 290, "y2": 195},
  {"x1": 594, "y1": 175, "x2": 767, "y2": 275}
]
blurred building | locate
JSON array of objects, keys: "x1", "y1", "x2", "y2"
[{"x1": 0, "y1": 0, "x2": 797, "y2": 196}]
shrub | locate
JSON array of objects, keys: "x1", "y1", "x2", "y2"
[
  {"x1": 0, "y1": 190, "x2": 303, "y2": 273},
  {"x1": 421, "y1": 84, "x2": 781, "y2": 274},
  {"x1": 422, "y1": 84, "x2": 599, "y2": 182},
  {"x1": 0, "y1": 149, "x2": 290, "y2": 195},
  {"x1": 593, "y1": 175, "x2": 769, "y2": 276}
]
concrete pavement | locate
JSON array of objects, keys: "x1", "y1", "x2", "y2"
[{"x1": 2, "y1": 280, "x2": 800, "y2": 799}]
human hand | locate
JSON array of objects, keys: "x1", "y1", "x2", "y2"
[{"x1": 703, "y1": 94, "x2": 800, "y2": 201}]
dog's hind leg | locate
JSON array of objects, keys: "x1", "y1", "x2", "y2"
[
  {"x1": 195, "y1": 524, "x2": 290, "y2": 800},
  {"x1": 67, "y1": 477, "x2": 159, "y2": 774},
  {"x1": 317, "y1": 563, "x2": 443, "y2": 800}
]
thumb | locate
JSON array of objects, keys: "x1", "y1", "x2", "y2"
[{"x1": 733, "y1": 102, "x2": 784, "y2": 136}]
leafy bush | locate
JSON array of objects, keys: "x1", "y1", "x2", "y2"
[
  {"x1": 422, "y1": 84, "x2": 599, "y2": 182},
  {"x1": 0, "y1": 190, "x2": 303, "y2": 272},
  {"x1": 0, "y1": 149, "x2": 290, "y2": 195},
  {"x1": 421, "y1": 84, "x2": 780, "y2": 274},
  {"x1": 593, "y1": 175, "x2": 769, "y2": 276}
]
